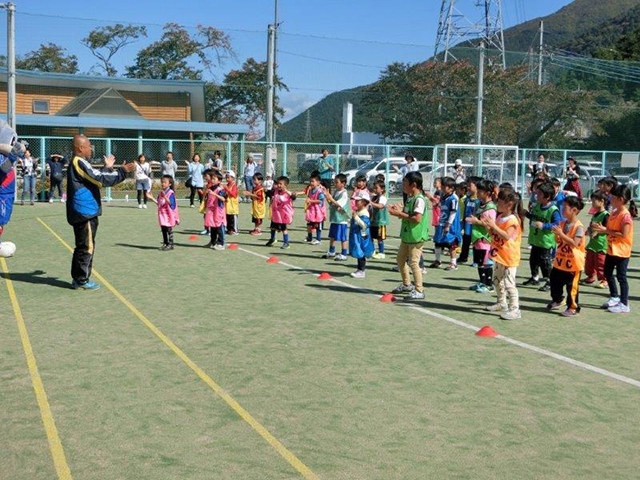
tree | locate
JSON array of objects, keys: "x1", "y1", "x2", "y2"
[
  {"x1": 82, "y1": 24, "x2": 147, "y2": 76},
  {"x1": 361, "y1": 60, "x2": 603, "y2": 147},
  {"x1": 205, "y1": 58, "x2": 288, "y2": 136},
  {"x1": 16, "y1": 43, "x2": 78, "y2": 74},
  {"x1": 125, "y1": 23, "x2": 233, "y2": 80}
]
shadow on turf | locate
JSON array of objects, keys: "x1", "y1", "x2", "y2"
[{"x1": 0, "y1": 270, "x2": 70, "y2": 289}]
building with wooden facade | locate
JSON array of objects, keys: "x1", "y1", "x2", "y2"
[{"x1": 0, "y1": 68, "x2": 249, "y2": 139}]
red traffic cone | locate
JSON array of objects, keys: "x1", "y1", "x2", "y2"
[
  {"x1": 266, "y1": 256, "x2": 279, "y2": 264},
  {"x1": 380, "y1": 293, "x2": 396, "y2": 302},
  {"x1": 189, "y1": 234, "x2": 198, "y2": 241},
  {"x1": 227, "y1": 243, "x2": 238, "y2": 250},
  {"x1": 317, "y1": 272, "x2": 332, "y2": 280},
  {"x1": 476, "y1": 325, "x2": 498, "y2": 338}
]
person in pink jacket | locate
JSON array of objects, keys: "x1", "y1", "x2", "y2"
[
  {"x1": 266, "y1": 176, "x2": 296, "y2": 249},
  {"x1": 203, "y1": 169, "x2": 227, "y2": 250},
  {"x1": 146, "y1": 175, "x2": 180, "y2": 251}
]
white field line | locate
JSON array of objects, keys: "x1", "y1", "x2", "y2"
[{"x1": 238, "y1": 246, "x2": 640, "y2": 390}]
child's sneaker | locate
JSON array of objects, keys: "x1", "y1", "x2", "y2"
[
  {"x1": 265, "y1": 239, "x2": 277, "y2": 247},
  {"x1": 250, "y1": 229, "x2": 260, "y2": 236},
  {"x1": 522, "y1": 277, "x2": 540, "y2": 286},
  {"x1": 310, "y1": 239, "x2": 321, "y2": 245},
  {"x1": 486, "y1": 303, "x2": 507, "y2": 312},
  {"x1": 445, "y1": 263, "x2": 458, "y2": 271},
  {"x1": 475, "y1": 284, "x2": 493, "y2": 294},
  {"x1": 350, "y1": 270, "x2": 366, "y2": 278},
  {"x1": 407, "y1": 289, "x2": 425, "y2": 300},
  {"x1": 392, "y1": 283, "x2": 415, "y2": 294},
  {"x1": 200, "y1": 229, "x2": 209, "y2": 235},
  {"x1": 561, "y1": 308, "x2": 579, "y2": 317},
  {"x1": 470, "y1": 262, "x2": 478, "y2": 267},
  {"x1": 608, "y1": 303, "x2": 630, "y2": 314},
  {"x1": 580, "y1": 277, "x2": 596, "y2": 285},
  {"x1": 500, "y1": 309, "x2": 522, "y2": 320},
  {"x1": 322, "y1": 251, "x2": 336, "y2": 259},
  {"x1": 372, "y1": 252, "x2": 386, "y2": 259},
  {"x1": 538, "y1": 281, "x2": 551, "y2": 292},
  {"x1": 334, "y1": 254, "x2": 347, "y2": 261},
  {"x1": 428, "y1": 261, "x2": 441, "y2": 268},
  {"x1": 547, "y1": 300, "x2": 566, "y2": 311},
  {"x1": 595, "y1": 280, "x2": 608, "y2": 289},
  {"x1": 601, "y1": 297, "x2": 620, "y2": 309},
  {"x1": 280, "y1": 243, "x2": 290, "y2": 250},
  {"x1": 469, "y1": 282, "x2": 484, "y2": 291}
]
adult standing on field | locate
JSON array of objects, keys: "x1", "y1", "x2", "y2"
[
  {"x1": 160, "y1": 151, "x2": 178, "y2": 180},
  {"x1": 67, "y1": 134, "x2": 135, "y2": 290},
  {"x1": 317, "y1": 148, "x2": 335, "y2": 189},
  {"x1": 243, "y1": 155, "x2": 256, "y2": 202}
]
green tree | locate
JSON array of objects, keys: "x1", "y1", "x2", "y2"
[
  {"x1": 16, "y1": 43, "x2": 78, "y2": 73},
  {"x1": 82, "y1": 24, "x2": 147, "y2": 76},
  {"x1": 205, "y1": 58, "x2": 288, "y2": 136},
  {"x1": 361, "y1": 60, "x2": 602, "y2": 148},
  {"x1": 125, "y1": 23, "x2": 233, "y2": 80}
]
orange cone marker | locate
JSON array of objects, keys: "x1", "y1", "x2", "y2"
[
  {"x1": 476, "y1": 325, "x2": 498, "y2": 337},
  {"x1": 189, "y1": 235, "x2": 198, "y2": 241},
  {"x1": 317, "y1": 272, "x2": 332, "y2": 280},
  {"x1": 266, "y1": 256, "x2": 279, "y2": 264},
  {"x1": 380, "y1": 293, "x2": 396, "y2": 302},
  {"x1": 227, "y1": 243, "x2": 238, "y2": 250}
]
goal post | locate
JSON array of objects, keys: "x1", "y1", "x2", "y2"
[{"x1": 431, "y1": 143, "x2": 520, "y2": 191}]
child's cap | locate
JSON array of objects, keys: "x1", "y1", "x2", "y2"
[
  {"x1": 226, "y1": 170, "x2": 236, "y2": 178},
  {"x1": 352, "y1": 190, "x2": 371, "y2": 202},
  {"x1": 454, "y1": 158, "x2": 462, "y2": 166}
]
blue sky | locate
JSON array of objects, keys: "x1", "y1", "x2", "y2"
[{"x1": 2, "y1": 0, "x2": 573, "y2": 120}]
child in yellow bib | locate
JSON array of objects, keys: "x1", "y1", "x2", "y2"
[
  {"x1": 548, "y1": 196, "x2": 586, "y2": 317},
  {"x1": 482, "y1": 188, "x2": 524, "y2": 320}
]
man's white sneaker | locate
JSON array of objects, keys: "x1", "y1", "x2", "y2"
[
  {"x1": 501, "y1": 309, "x2": 522, "y2": 320},
  {"x1": 608, "y1": 303, "x2": 630, "y2": 314},
  {"x1": 486, "y1": 303, "x2": 507, "y2": 312},
  {"x1": 350, "y1": 270, "x2": 366, "y2": 278},
  {"x1": 407, "y1": 289, "x2": 425, "y2": 300},
  {"x1": 601, "y1": 297, "x2": 620, "y2": 309},
  {"x1": 391, "y1": 283, "x2": 414, "y2": 294}
]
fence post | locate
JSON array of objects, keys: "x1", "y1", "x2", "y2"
[
  {"x1": 385, "y1": 144, "x2": 391, "y2": 194},
  {"x1": 226, "y1": 140, "x2": 232, "y2": 171},
  {"x1": 601, "y1": 151, "x2": 607, "y2": 176},
  {"x1": 39, "y1": 136, "x2": 46, "y2": 201},
  {"x1": 105, "y1": 138, "x2": 112, "y2": 202},
  {"x1": 520, "y1": 148, "x2": 528, "y2": 194},
  {"x1": 282, "y1": 142, "x2": 288, "y2": 178}
]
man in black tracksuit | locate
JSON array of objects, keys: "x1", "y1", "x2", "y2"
[{"x1": 67, "y1": 134, "x2": 135, "y2": 290}]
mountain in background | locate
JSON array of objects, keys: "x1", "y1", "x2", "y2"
[{"x1": 277, "y1": 0, "x2": 640, "y2": 143}]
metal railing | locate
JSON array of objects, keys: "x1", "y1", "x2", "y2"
[{"x1": 15, "y1": 135, "x2": 640, "y2": 200}]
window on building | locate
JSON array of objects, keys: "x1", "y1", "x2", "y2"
[{"x1": 32, "y1": 100, "x2": 50, "y2": 114}]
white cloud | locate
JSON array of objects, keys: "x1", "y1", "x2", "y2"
[{"x1": 279, "y1": 93, "x2": 318, "y2": 122}]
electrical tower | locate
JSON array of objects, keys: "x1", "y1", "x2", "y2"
[
  {"x1": 304, "y1": 110, "x2": 312, "y2": 142},
  {"x1": 434, "y1": 0, "x2": 506, "y2": 69}
]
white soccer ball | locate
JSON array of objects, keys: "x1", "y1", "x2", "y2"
[{"x1": 0, "y1": 241, "x2": 16, "y2": 257}]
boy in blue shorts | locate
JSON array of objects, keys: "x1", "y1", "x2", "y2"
[{"x1": 322, "y1": 173, "x2": 351, "y2": 261}]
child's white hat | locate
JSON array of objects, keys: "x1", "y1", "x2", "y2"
[
  {"x1": 352, "y1": 190, "x2": 371, "y2": 202},
  {"x1": 226, "y1": 170, "x2": 236, "y2": 178}
]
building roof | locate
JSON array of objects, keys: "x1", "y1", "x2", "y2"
[
  {"x1": 56, "y1": 87, "x2": 144, "y2": 118},
  {"x1": 2, "y1": 113, "x2": 249, "y2": 135},
  {"x1": 1, "y1": 67, "x2": 208, "y2": 121}
]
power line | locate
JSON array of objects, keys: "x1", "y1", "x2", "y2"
[{"x1": 277, "y1": 50, "x2": 384, "y2": 69}]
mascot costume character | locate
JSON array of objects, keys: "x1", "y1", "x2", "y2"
[{"x1": 0, "y1": 120, "x2": 27, "y2": 258}]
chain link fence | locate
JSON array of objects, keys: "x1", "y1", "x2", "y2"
[{"x1": 12, "y1": 136, "x2": 640, "y2": 201}]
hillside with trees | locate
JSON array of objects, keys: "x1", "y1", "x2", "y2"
[{"x1": 277, "y1": 0, "x2": 640, "y2": 148}]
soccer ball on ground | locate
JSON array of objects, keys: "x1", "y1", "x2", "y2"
[{"x1": 0, "y1": 241, "x2": 16, "y2": 257}]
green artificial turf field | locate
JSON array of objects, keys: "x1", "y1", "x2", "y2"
[{"x1": 1, "y1": 197, "x2": 639, "y2": 479}]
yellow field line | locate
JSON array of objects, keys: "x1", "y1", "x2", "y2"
[
  {"x1": 1, "y1": 258, "x2": 73, "y2": 480},
  {"x1": 36, "y1": 218, "x2": 319, "y2": 480}
]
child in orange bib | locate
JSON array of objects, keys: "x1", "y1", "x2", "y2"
[
  {"x1": 482, "y1": 188, "x2": 524, "y2": 320},
  {"x1": 591, "y1": 185, "x2": 636, "y2": 314},
  {"x1": 548, "y1": 196, "x2": 586, "y2": 317}
]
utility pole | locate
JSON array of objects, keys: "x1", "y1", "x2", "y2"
[
  {"x1": 304, "y1": 110, "x2": 311, "y2": 142},
  {"x1": 1, "y1": 2, "x2": 16, "y2": 129},
  {"x1": 265, "y1": 0, "x2": 279, "y2": 171},
  {"x1": 537, "y1": 20, "x2": 544, "y2": 86},
  {"x1": 476, "y1": 41, "x2": 485, "y2": 145}
]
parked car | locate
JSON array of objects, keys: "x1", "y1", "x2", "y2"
[
  {"x1": 344, "y1": 157, "x2": 407, "y2": 189},
  {"x1": 366, "y1": 161, "x2": 430, "y2": 195},
  {"x1": 421, "y1": 162, "x2": 474, "y2": 192},
  {"x1": 609, "y1": 166, "x2": 639, "y2": 196},
  {"x1": 297, "y1": 159, "x2": 321, "y2": 183}
]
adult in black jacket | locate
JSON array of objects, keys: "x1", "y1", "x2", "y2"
[{"x1": 67, "y1": 134, "x2": 135, "y2": 290}]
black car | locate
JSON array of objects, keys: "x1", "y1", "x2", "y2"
[{"x1": 297, "y1": 159, "x2": 321, "y2": 183}]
